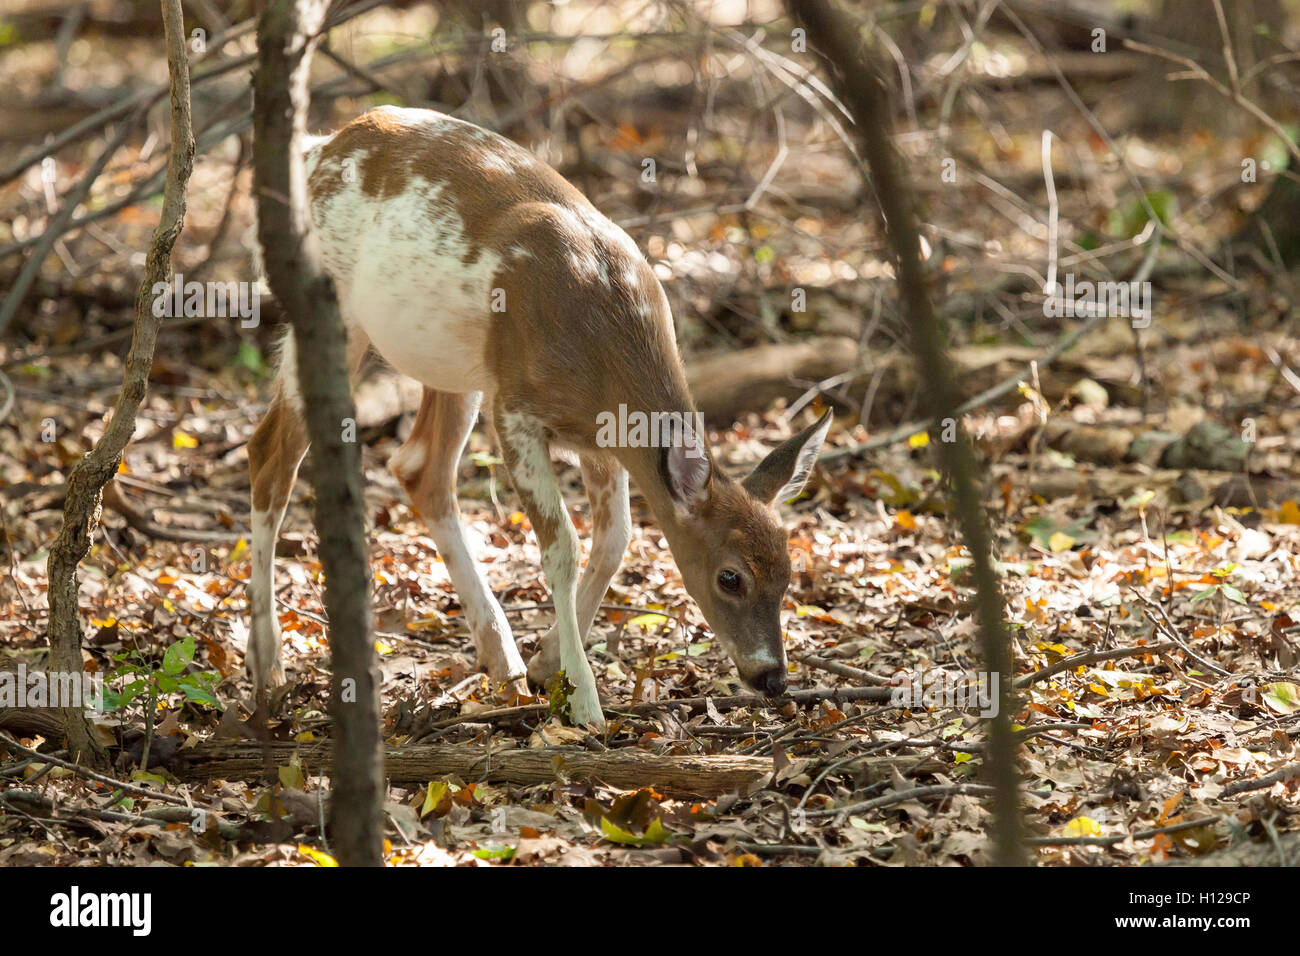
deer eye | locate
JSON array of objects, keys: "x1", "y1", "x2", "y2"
[{"x1": 717, "y1": 569, "x2": 742, "y2": 594}]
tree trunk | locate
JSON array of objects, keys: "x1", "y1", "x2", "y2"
[
  {"x1": 787, "y1": 0, "x2": 1024, "y2": 865},
  {"x1": 43, "y1": 0, "x2": 193, "y2": 765},
  {"x1": 253, "y1": 0, "x2": 383, "y2": 868}
]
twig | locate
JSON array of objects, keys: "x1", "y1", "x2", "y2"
[
  {"x1": 1263, "y1": 346, "x2": 1300, "y2": 397},
  {"x1": 788, "y1": 0, "x2": 1022, "y2": 864},
  {"x1": 420, "y1": 685, "x2": 895, "y2": 734},
  {"x1": 1124, "y1": 39, "x2": 1300, "y2": 167},
  {"x1": 1221, "y1": 762, "x2": 1300, "y2": 797},
  {"x1": 0, "y1": 368, "x2": 13, "y2": 424},
  {"x1": 0, "y1": 116, "x2": 143, "y2": 337},
  {"x1": 1129, "y1": 588, "x2": 1233, "y2": 678},
  {"x1": 996, "y1": 3, "x2": 1239, "y2": 289},
  {"x1": 0, "y1": 732, "x2": 190, "y2": 807},
  {"x1": 822, "y1": 219, "x2": 1161, "y2": 461},
  {"x1": 795, "y1": 653, "x2": 892, "y2": 686},
  {"x1": 2, "y1": 315, "x2": 211, "y2": 371},
  {"x1": 1025, "y1": 815, "x2": 1221, "y2": 848},
  {"x1": 1014, "y1": 641, "x2": 1179, "y2": 688},
  {"x1": 0, "y1": 789, "x2": 243, "y2": 841},
  {"x1": 42, "y1": 0, "x2": 194, "y2": 765},
  {"x1": 0, "y1": 0, "x2": 388, "y2": 189},
  {"x1": 733, "y1": 842, "x2": 824, "y2": 857},
  {"x1": 805, "y1": 782, "x2": 997, "y2": 818}
]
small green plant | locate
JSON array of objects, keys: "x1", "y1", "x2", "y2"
[
  {"x1": 1190, "y1": 564, "x2": 1247, "y2": 607},
  {"x1": 104, "y1": 635, "x2": 222, "y2": 770}
]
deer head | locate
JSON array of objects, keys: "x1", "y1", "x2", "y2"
[{"x1": 653, "y1": 409, "x2": 833, "y2": 696}]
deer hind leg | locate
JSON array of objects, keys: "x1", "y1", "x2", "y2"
[
  {"x1": 391, "y1": 388, "x2": 526, "y2": 685},
  {"x1": 246, "y1": 391, "x2": 309, "y2": 700},
  {"x1": 493, "y1": 402, "x2": 604, "y2": 729},
  {"x1": 527, "y1": 453, "x2": 631, "y2": 686},
  {"x1": 246, "y1": 328, "x2": 369, "y2": 698}
]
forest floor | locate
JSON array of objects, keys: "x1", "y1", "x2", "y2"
[{"x1": 2, "y1": 306, "x2": 1299, "y2": 866}]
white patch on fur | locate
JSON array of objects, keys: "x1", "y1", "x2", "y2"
[
  {"x1": 498, "y1": 411, "x2": 565, "y2": 524},
  {"x1": 478, "y1": 149, "x2": 520, "y2": 174},
  {"x1": 311, "y1": 173, "x2": 501, "y2": 395},
  {"x1": 618, "y1": 264, "x2": 640, "y2": 292},
  {"x1": 567, "y1": 250, "x2": 601, "y2": 283},
  {"x1": 277, "y1": 330, "x2": 301, "y2": 406},
  {"x1": 369, "y1": 105, "x2": 426, "y2": 126},
  {"x1": 303, "y1": 133, "x2": 335, "y2": 177},
  {"x1": 587, "y1": 470, "x2": 631, "y2": 576},
  {"x1": 579, "y1": 207, "x2": 644, "y2": 262},
  {"x1": 388, "y1": 440, "x2": 426, "y2": 486}
]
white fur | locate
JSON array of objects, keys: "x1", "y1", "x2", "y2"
[
  {"x1": 311, "y1": 176, "x2": 501, "y2": 395},
  {"x1": 247, "y1": 508, "x2": 286, "y2": 694}
]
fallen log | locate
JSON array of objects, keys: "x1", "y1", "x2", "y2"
[
  {"x1": 686, "y1": 336, "x2": 861, "y2": 423},
  {"x1": 170, "y1": 739, "x2": 773, "y2": 795},
  {"x1": 1023, "y1": 466, "x2": 1300, "y2": 508}
]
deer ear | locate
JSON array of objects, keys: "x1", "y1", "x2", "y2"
[
  {"x1": 664, "y1": 438, "x2": 712, "y2": 511},
  {"x1": 742, "y1": 409, "x2": 832, "y2": 505}
]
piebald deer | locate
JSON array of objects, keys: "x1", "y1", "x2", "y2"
[{"x1": 247, "y1": 106, "x2": 832, "y2": 728}]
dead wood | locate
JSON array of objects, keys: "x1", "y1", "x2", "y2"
[
  {"x1": 170, "y1": 738, "x2": 773, "y2": 795},
  {"x1": 0, "y1": 704, "x2": 66, "y2": 741},
  {"x1": 686, "y1": 336, "x2": 860, "y2": 423},
  {"x1": 1024, "y1": 466, "x2": 1300, "y2": 508}
]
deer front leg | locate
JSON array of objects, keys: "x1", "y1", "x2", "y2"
[
  {"x1": 528, "y1": 454, "x2": 631, "y2": 686},
  {"x1": 494, "y1": 406, "x2": 604, "y2": 730}
]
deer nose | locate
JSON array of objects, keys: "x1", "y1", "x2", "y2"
[{"x1": 752, "y1": 667, "x2": 788, "y2": 698}]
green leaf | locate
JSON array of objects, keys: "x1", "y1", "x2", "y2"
[
  {"x1": 546, "y1": 671, "x2": 575, "y2": 721},
  {"x1": 162, "y1": 636, "x2": 195, "y2": 675},
  {"x1": 472, "y1": 844, "x2": 515, "y2": 861},
  {"x1": 278, "y1": 762, "x2": 305, "y2": 790},
  {"x1": 178, "y1": 680, "x2": 222, "y2": 709},
  {"x1": 100, "y1": 688, "x2": 125, "y2": 711},
  {"x1": 420, "y1": 781, "x2": 449, "y2": 818},
  {"x1": 235, "y1": 341, "x2": 266, "y2": 376},
  {"x1": 131, "y1": 770, "x2": 168, "y2": 789},
  {"x1": 1219, "y1": 585, "x2": 1247, "y2": 605},
  {"x1": 848, "y1": 817, "x2": 886, "y2": 832},
  {"x1": 1262, "y1": 682, "x2": 1300, "y2": 715},
  {"x1": 599, "y1": 816, "x2": 672, "y2": 846}
]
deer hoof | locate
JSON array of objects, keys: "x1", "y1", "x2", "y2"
[{"x1": 567, "y1": 680, "x2": 606, "y2": 731}]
